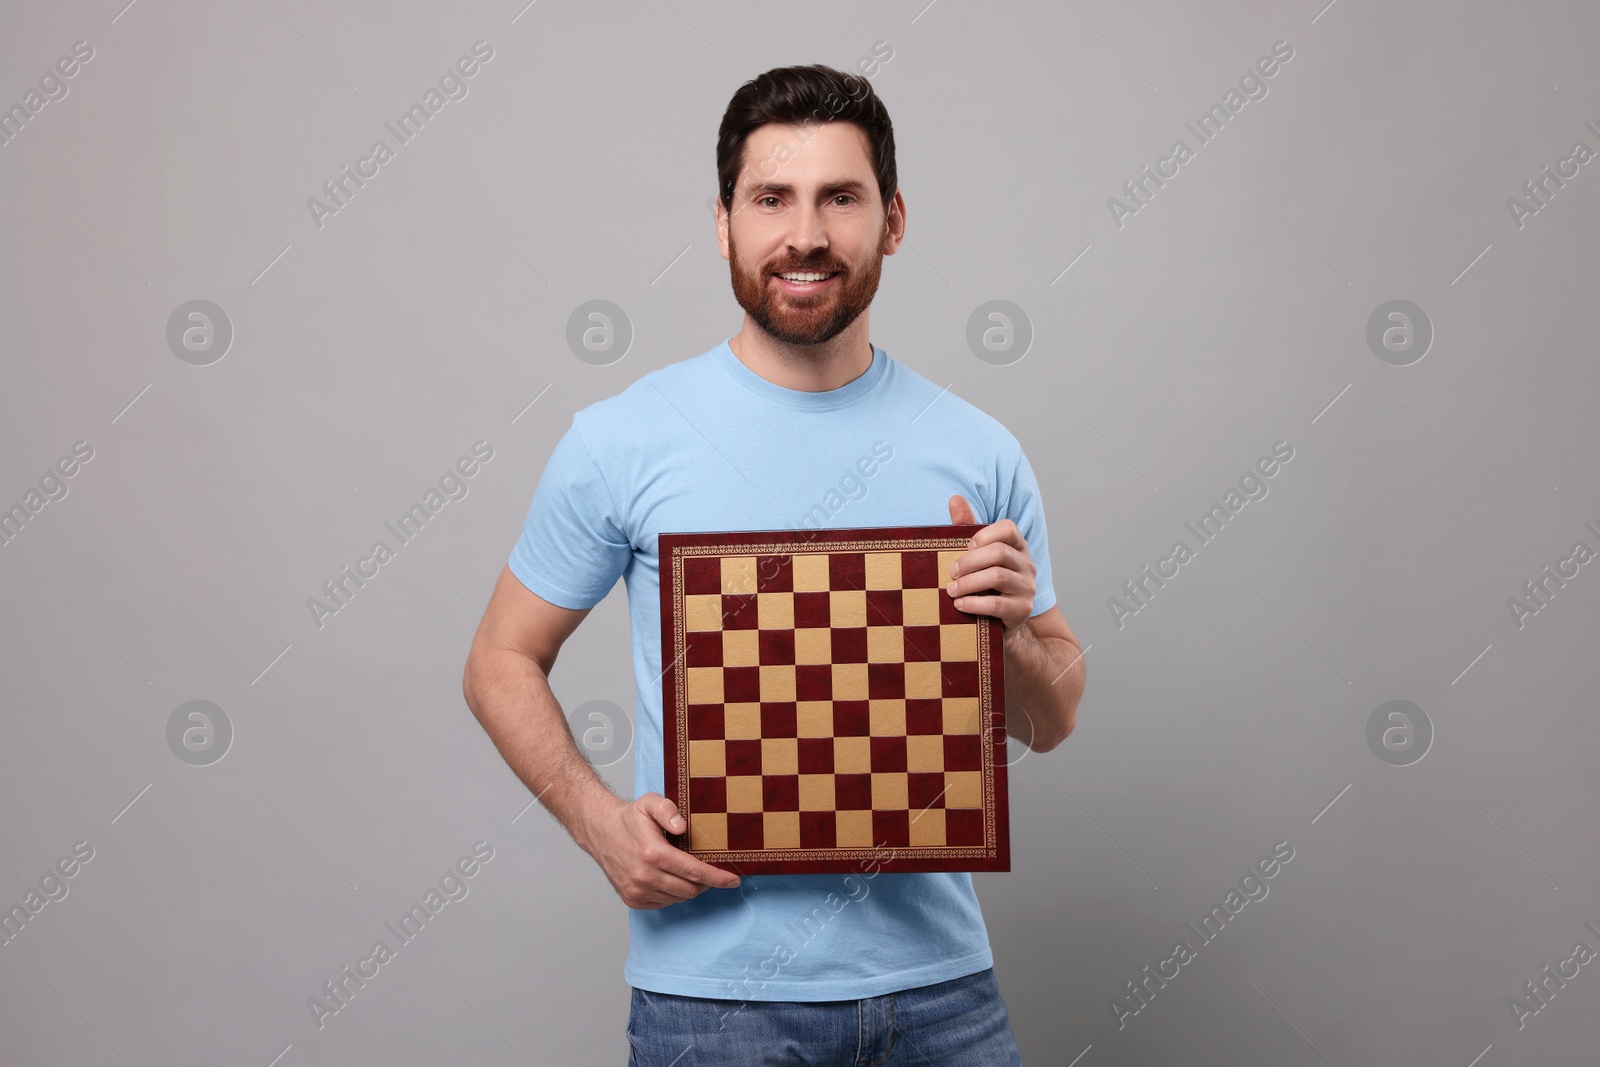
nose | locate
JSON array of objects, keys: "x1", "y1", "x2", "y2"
[{"x1": 786, "y1": 199, "x2": 828, "y2": 259}]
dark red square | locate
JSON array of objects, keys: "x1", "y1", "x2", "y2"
[
  {"x1": 756, "y1": 555, "x2": 793, "y2": 593},
  {"x1": 726, "y1": 739, "x2": 763, "y2": 776},
  {"x1": 901, "y1": 551, "x2": 939, "y2": 588},
  {"x1": 797, "y1": 737, "x2": 834, "y2": 773},
  {"x1": 907, "y1": 772, "x2": 947, "y2": 810},
  {"x1": 868, "y1": 662, "x2": 905, "y2": 699},
  {"x1": 686, "y1": 705, "x2": 725, "y2": 740},
  {"x1": 762, "y1": 775, "x2": 800, "y2": 811},
  {"x1": 906, "y1": 699, "x2": 943, "y2": 734},
  {"x1": 759, "y1": 702, "x2": 797, "y2": 737},
  {"x1": 723, "y1": 666, "x2": 761, "y2": 702},
  {"x1": 865, "y1": 590, "x2": 903, "y2": 626},
  {"x1": 943, "y1": 734, "x2": 981, "y2": 772},
  {"x1": 872, "y1": 810, "x2": 910, "y2": 848},
  {"x1": 941, "y1": 661, "x2": 979, "y2": 698},
  {"x1": 795, "y1": 664, "x2": 831, "y2": 701},
  {"x1": 759, "y1": 629, "x2": 795, "y2": 665},
  {"x1": 727, "y1": 812, "x2": 764, "y2": 850},
  {"x1": 793, "y1": 592, "x2": 831, "y2": 628},
  {"x1": 690, "y1": 776, "x2": 727, "y2": 813},
  {"x1": 902, "y1": 626, "x2": 940, "y2": 661},
  {"x1": 939, "y1": 590, "x2": 968, "y2": 624},
  {"x1": 833, "y1": 701, "x2": 870, "y2": 736},
  {"x1": 799, "y1": 810, "x2": 837, "y2": 849},
  {"x1": 685, "y1": 631, "x2": 723, "y2": 667},
  {"x1": 946, "y1": 809, "x2": 985, "y2": 846},
  {"x1": 831, "y1": 628, "x2": 868, "y2": 663},
  {"x1": 723, "y1": 594, "x2": 759, "y2": 629},
  {"x1": 829, "y1": 553, "x2": 865, "y2": 590},
  {"x1": 870, "y1": 735, "x2": 907, "y2": 772},
  {"x1": 683, "y1": 556, "x2": 721, "y2": 595},
  {"x1": 835, "y1": 773, "x2": 873, "y2": 809}
]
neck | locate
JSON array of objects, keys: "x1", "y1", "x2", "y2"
[{"x1": 726, "y1": 318, "x2": 873, "y2": 392}]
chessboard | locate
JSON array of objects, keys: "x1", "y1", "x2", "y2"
[{"x1": 658, "y1": 524, "x2": 1009, "y2": 875}]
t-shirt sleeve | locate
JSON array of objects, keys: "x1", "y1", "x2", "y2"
[
  {"x1": 506, "y1": 422, "x2": 632, "y2": 609},
  {"x1": 1002, "y1": 444, "x2": 1058, "y2": 617}
]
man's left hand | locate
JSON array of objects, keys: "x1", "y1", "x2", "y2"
[{"x1": 945, "y1": 495, "x2": 1036, "y2": 634}]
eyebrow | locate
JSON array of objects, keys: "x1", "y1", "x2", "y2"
[{"x1": 746, "y1": 179, "x2": 872, "y2": 199}]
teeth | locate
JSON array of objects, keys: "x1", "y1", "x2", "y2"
[{"x1": 778, "y1": 271, "x2": 833, "y2": 282}]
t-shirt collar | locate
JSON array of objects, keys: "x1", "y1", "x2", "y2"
[{"x1": 714, "y1": 336, "x2": 888, "y2": 411}]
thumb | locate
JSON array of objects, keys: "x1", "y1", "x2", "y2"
[
  {"x1": 948, "y1": 494, "x2": 976, "y2": 525},
  {"x1": 648, "y1": 795, "x2": 687, "y2": 834}
]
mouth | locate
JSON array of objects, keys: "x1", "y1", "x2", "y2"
[{"x1": 771, "y1": 269, "x2": 840, "y2": 294}]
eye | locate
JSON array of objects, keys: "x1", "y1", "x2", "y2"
[
  {"x1": 833, "y1": 195, "x2": 856, "y2": 206},
  {"x1": 758, "y1": 196, "x2": 780, "y2": 207}
]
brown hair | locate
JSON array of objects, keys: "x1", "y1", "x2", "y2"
[{"x1": 716, "y1": 64, "x2": 897, "y2": 216}]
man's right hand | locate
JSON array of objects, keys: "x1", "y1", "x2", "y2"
[{"x1": 582, "y1": 792, "x2": 742, "y2": 909}]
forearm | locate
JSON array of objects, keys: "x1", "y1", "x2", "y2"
[
  {"x1": 1001, "y1": 621, "x2": 1083, "y2": 752},
  {"x1": 462, "y1": 646, "x2": 622, "y2": 852}
]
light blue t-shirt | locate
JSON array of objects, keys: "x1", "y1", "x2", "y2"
[{"x1": 507, "y1": 336, "x2": 1056, "y2": 1000}]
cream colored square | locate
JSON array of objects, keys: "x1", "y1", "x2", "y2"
[
  {"x1": 904, "y1": 662, "x2": 942, "y2": 700},
  {"x1": 799, "y1": 774, "x2": 835, "y2": 810},
  {"x1": 689, "y1": 739, "x2": 727, "y2": 777},
  {"x1": 761, "y1": 737, "x2": 798, "y2": 775},
  {"x1": 760, "y1": 664, "x2": 796, "y2": 702},
  {"x1": 834, "y1": 736, "x2": 871, "y2": 774},
  {"x1": 722, "y1": 629, "x2": 759, "y2": 667},
  {"x1": 690, "y1": 812, "x2": 726, "y2": 850},
  {"x1": 832, "y1": 662, "x2": 868, "y2": 700},
  {"x1": 686, "y1": 666, "x2": 723, "y2": 704},
  {"x1": 909, "y1": 807, "x2": 946, "y2": 847},
  {"x1": 867, "y1": 626, "x2": 903, "y2": 663},
  {"x1": 726, "y1": 776, "x2": 764, "y2": 812},
  {"x1": 938, "y1": 550, "x2": 965, "y2": 585},
  {"x1": 795, "y1": 628, "x2": 831, "y2": 664},
  {"x1": 906, "y1": 734, "x2": 946, "y2": 773},
  {"x1": 724, "y1": 703, "x2": 761, "y2": 739},
  {"x1": 836, "y1": 809, "x2": 874, "y2": 848},
  {"x1": 941, "y1": 624, "x2": 978, "y2": 661},
  {"x1": 872, "y1": 772, "x2": 908, "y2": 809},
  {"x1": 945, "y1": 770, "x2": 984, "y2": 809},
  {"x1": 764, "y1": 811, "x2": 800, "y2": 848},
  {"x1": 758, "y1": 592, "x2": 795, "y2": 631},
  {"x1": 864, "y1": 552, "x2": 902, "y2": 589},
  {"x1": 869, "y1": 700, "x2": 906, "y2": 736},
  {"x1": 721, "y1": 556, "x2": 757, "y2": 595},
  {"x1": 792, "y1": 553, "x2": 831, "y2": 592},
  {"x1": 685, "y1": 594, "x2": 723, "y2": 632},
  {"x1": 943, "y1": 697, "x2": 982, "y2": 734},
  {"x1": 797, "y1": 702, "x2": 833, "y2": 737},
  {"x1": 902, "y1": 587, "x2": 941, "y2": 626},
  {"x1": 830, "y1": 589, "x2": 866, "y2": 627}
]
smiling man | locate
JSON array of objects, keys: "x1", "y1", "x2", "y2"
[{"x1": 462, "y1": 64, "x2": 1085, "y2": 1065}]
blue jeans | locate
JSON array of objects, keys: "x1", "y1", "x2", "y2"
[{"x1": 626, "y1": 966, "x2": 1024, "y2": 1066}]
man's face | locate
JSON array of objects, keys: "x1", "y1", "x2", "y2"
[{"x1": 721, "y1": 121, "x2": 897, "y2": 347}]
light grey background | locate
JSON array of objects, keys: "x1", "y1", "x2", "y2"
[{"x1": 3, "y1": 1, "x2": 1597, "y2": 1064}]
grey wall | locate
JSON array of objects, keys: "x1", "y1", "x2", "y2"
[{"x1": 3, "y1": 1, "x2": 1597, "y2": 1064}]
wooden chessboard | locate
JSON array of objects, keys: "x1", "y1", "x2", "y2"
[{"x1": 658, "y1": 524, "x2": 1009, "y2": 874}]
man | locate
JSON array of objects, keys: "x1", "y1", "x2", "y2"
[{"x1": 462, "y1": 63, "x2": 1085, "y2": 1065}]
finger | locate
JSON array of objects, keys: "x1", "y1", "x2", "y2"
[
  {"x1": 663, "y1": 848, "x2": 741, "y2": 889},
  {"x1": 949, "y1": 564, "x2": 1031, "y2": 599},
  {"x1": 948, "y1": 494, "x2": 976, "y2": 526},
  {"x1": 950, "y1": 541, "x2": 1027, "y2": 580},
  {"x1": 950, "y1": 591, "x2": 1027, "y2": 625},
  {"x1": 644, "y1": 794, "x2": 688, "y2": 836},
  {"x1": 970, "y1": 517, "x2": 1024, "y2": 551}
]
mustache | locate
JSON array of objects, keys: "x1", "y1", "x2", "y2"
[{"x1": 770, "y1": 260, "x2": 846, "y2": 274}]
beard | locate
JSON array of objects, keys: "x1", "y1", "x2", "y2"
[{"x1": 727, "y1": 227, "x2": 883, "y2": 347}]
